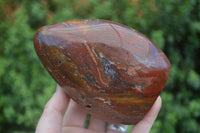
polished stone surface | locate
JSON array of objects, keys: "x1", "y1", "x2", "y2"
[{"x1": 34, "y1": 19, "x2": 171, "y2": 124}]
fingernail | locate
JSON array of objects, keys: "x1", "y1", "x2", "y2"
[{"x1": 56, "y1": 84, "x2": 62, "y2": 92}]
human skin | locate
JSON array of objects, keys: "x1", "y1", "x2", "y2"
[{"x1": 36, "y1": 85, "x2": 162, "y2": 133}]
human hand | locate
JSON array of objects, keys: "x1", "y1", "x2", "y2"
[{"x1": 36, "y1": 85, "x2": 162, "y2": 133}]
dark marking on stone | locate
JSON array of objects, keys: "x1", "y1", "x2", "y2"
[
  {"x1": 80, "y1": 66, "x2": 86, "y2": 69},
  {"x1": 85, "y1": 74, "x2": 96, "y2": 84},
  {"x1": 85, "y1": 104, "x2": 92, "y2": 109},
  {"x1": 143, "y1": 103, "x2": 151, "y2": 108},
  {"x1": 58, "y1": 60, "x2": 62, "y2": 65},
  {"x1": 120, "y1": 81, "x2": 136, "y2": 88}
]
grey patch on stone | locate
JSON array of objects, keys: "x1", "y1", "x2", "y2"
[{"x1": 100, "y1": 57, "x2": 119, "y2": 81}]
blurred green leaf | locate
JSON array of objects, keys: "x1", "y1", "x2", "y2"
[
  {"x1": 151, "y1": 30, "x2": 165, "y2": 49},
  {"x1": 187, "y1": 70, "x2": 200, "y2": 90}
]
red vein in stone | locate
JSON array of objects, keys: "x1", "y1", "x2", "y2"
[{"x1": 83, "y1": 40, "x2": 108, "y2": 86}]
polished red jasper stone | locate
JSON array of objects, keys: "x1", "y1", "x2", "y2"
[{"x1": 34, "y1": 19, "x2": 170, "y2": 124}]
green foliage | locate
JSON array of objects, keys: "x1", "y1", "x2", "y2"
[
  {"x1": 0, "y1": 0, "x2": 200, "y2": 132},
  {"x1": 151, "y1": 30, "x2": 165, "y2": 49}
]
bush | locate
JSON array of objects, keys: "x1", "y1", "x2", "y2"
[{"x1": 0, "y1": 0, "x2": 200, "y2": 132}]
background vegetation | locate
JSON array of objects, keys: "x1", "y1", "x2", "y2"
[{"x1": 0, "y1": 0, "x2": 200, "y2": 132}]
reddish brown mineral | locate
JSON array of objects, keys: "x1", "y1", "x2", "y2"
[{"x1": 34, "y1": 19, "x2": 170, "y2": 124}]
